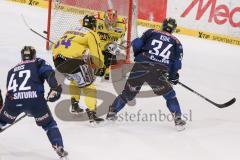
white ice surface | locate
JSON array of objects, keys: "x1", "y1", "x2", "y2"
[{"x1": 0, "y1": 1, "x2": 240, "y2": 160}]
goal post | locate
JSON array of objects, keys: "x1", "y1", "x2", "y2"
[{"x1": 46, "y1": 0, "x2": 138, "y2": 63}]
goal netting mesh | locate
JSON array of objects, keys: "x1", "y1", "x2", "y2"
[{"x1": 47, "y1": 0, "x2": 136, "y2": 62}]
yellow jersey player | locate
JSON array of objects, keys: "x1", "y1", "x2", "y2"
[
  {"x1": 96, "y1": 9, "x2": 127, "y2": 80},
  {"x1": 52, "y1": 15, "x2": 106, "y2": 124},
  {"x1": 69, "y1": 9, "x2": 127, "y2": 115}
]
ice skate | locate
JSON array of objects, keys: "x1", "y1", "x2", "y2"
[
  {"x1": 106, "y1": 105, "x2": 118, "y2": 121},
  {"x1": 53, "y1": 145, "x2": 68, "y2": 159},
  {"x1": 70, "y1": 98, "x2": 84, "y2": 114},
  {"x1": 174, "y1": 115, "x2": 186, "y2": 131},
  {"x1": 104, "y1": 73, "x2": 110, "y2": 80},
  {"x1": 86, "y1": 109, "x2": 104, "y2": 126}
]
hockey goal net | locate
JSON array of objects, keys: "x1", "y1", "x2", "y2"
[{"x1": 46, "y1": 0, "x2": 137, "y2": 63}]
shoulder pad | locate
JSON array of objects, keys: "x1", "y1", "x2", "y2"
[
  {"x1": 36, "y1": 58, "x2": 45, "y2": 66},
  {"x1": 36, "y1": 57, "x2": 44, "y2": 62},
  {"x1": 167, "y1": 33, "x2": 181, "y2": 44},
  {"x1": 36, "y1": 58, "x2": 52, "y2": 67},
  {"x1": 143, "y1": 29, "x2": 154, "y2": 35},
  {"x1": 172, "y1": 35, "x2": 181, "y2": 44}
]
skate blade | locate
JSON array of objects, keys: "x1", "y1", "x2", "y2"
[
  {"x1": 69, "y1": 108, "x2": 84, "y2": 115},
  {"x1": 69, "y1": 111, "x2": 84, "y2": 115},
  {"x1": 106, "y1": 115, "x2": 118, "y2": 122},
  {"x1": 88, "y1": 120, "x2": 106, "y2": 127},
  {"x1": 59, "y1": 156, "x2": 69, "y2": 160},
  {"x1": 175, "y1": 125, "x2": 186, "y2": 132},
  {"x1": 106, "y1": 118, "x2": 117, "y2": 123}
]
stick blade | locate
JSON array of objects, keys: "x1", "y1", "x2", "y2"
[{"x1": 216, "y1": 98, "x2": 236, "y2": 108}]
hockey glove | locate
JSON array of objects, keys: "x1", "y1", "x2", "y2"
[
  {"x1": 103, "y1": 50, "x2": 113, "y2": 68},
  {"x1": 168, "y1": 73, "x2": 179, "y2": 85},
  {"x1": 0, "y1": 90, "x2": 3, "y2": 108},
  {"x1": 47, "y1": 84, "x2": 62, "y2": 102},
  {"x1": 95, "y1": 68, "x2": 106, "y2": 77},
  {"x1": 106, "y1": 43, "x2": 121, "y2": 55}
]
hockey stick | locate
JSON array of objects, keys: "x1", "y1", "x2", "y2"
[
  {"x1": 0, "y1": 113, "x2": 27, "y2": 133},
  {"x1": 21, "y1": 14, "x2": 55, "y2": 44},
  {"x1": 178, "y1": 81, "x2": 236, "y2": 108}
]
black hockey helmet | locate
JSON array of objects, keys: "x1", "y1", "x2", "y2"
[
  {"x1": 82, "y1": 15, "x2": 97, "y2": 30},
  {"x1": 162, "y1": 17, "x2": 177, "y2": 34},
  {"x1": 21, "y1": 46, "x2": 36, "y2": 61}
]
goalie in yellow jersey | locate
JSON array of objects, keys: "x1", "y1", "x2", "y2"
[
  {"x1": 96, "y1": 9, "x2": 127, "y2": 80},
  {"x1": 69, "y1": 9, "x2": 127, "y2": 115},
  {"x1": 52, "y1": 15, "x2": 107, "y2": 124}
]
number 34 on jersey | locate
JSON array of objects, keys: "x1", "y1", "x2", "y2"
[{"x1": 149, "y1": 39, "x2": 173, "y2": 64}]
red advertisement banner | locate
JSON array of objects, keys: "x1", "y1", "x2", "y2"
[
  {"x1": 58, "y1": 0, "x2": 167, "y2": 22},
  {"x1": 138, "y1": 0, "x2": 166, "y2": 22}
]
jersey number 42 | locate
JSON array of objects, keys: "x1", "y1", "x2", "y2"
[{"x1": 8, "y1": 70, "x2": 31, "y2": 92}]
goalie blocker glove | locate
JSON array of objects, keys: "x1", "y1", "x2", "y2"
[
  {"x1": 103, "y1": 43, "x2": 121, "y2": 67},
  {"x1": 47, "y1": 84, "x2": 62, "y2": 102},
  {"x1": 105, "y1": 43, "x2": 121, "y2": 55}
]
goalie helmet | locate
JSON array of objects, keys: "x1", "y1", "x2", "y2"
[
  {"x1": 21, "y1": 46, "x2": 36, "y2": 61},
  {"x1": 82, "y1": 15, "x2": 97, "y2": 30},
  {"x1": 162, "y1": 18, "x2": 177, "y2": 34},
  {"x1": 104, "y1": 9, "x2": 118, "y2": 28}
]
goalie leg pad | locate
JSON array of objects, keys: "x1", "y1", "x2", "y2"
[{"x1": 66, "y1": 64, "x2": 95, "y2": 88}]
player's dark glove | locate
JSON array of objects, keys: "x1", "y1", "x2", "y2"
[
  {"x1": 47, "y1": 84, "x2": 62, "y2": 102},
  {"x1": 95, "y1": 68, "x2": 106, "y2": 77},
  {"x1": 168, "y1": 73, "x2": 179, "y2": 85},
  {"x1": 0, "y1": 90, "x2": 3, "y2": 108},
  {"x1": 103, "y1": 50, "x2": 113, "y2": 68}
]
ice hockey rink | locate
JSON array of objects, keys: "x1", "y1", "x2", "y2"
[{"x1": 0, "y1": 1, "x2": 240, "y2": 160}]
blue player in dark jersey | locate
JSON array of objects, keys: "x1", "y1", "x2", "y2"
[
  {"x1": 106, "y1": 18, "x2": 186, "y2": 131},
  {"x1": 0, "y1": 46, "x2": 68, "y2": 158}
]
